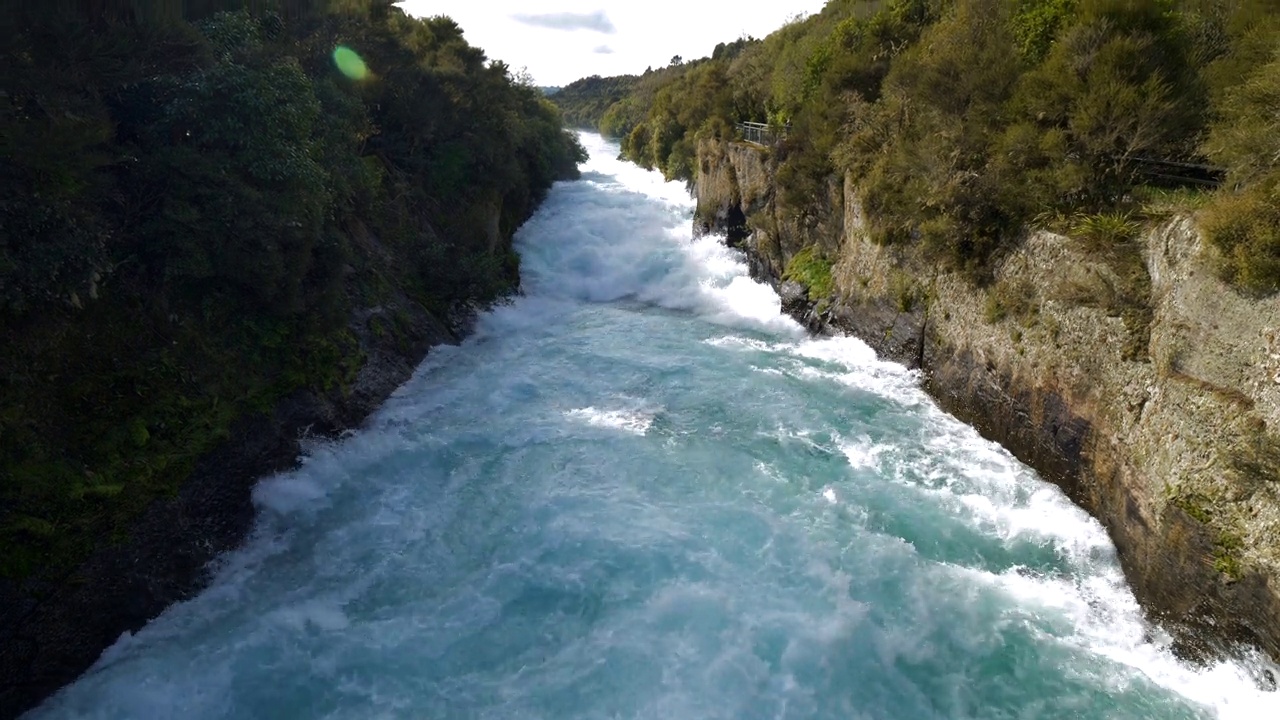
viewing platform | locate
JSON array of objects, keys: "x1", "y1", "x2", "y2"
[{"x1": 735, "y1": 121, "x2": 788, "y2": 147}]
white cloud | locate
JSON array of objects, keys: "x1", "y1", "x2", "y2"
[
  {"x1": 397, "y1": 0, "x2": 828, "y2": 86},
  {"x1": 511, "y1": 11, "x2": 617, "y2": 33},
  {"x1": 592, "y1": 45, "x2": 614, "y2": 54}
]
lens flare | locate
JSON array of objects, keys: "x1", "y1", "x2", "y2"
[{"x1": 333, "y1": 46, "x2": 368, "y2": 80}]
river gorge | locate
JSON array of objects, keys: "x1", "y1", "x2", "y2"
[{"x1": 26, "y1": 133, "x2": 1276, "y2": 720}]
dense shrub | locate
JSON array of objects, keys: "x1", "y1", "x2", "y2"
[
  {"x1": 1199, "y1": 6, "x2": 1280, "y2": 293},
  {"x1": 854, "y1": 0, "x2": 1024, "y2": 271},
  {"x1": 1201, "y1": 179, "x2": 1280, "y2": 296},
  {"x1": 1009, "y1": 0, "x2": 1076, "y2": 61}
]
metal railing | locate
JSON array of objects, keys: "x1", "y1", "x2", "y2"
[
  {"x1": 1125, "y1": 156, "x2": 1226, "y2": 189},
  {"x1": 726, "y1": 127, "x2": 1227, "y2": 187},
  {"x1": 736, "y1": 121, "x2": 789, "y2": 146}
]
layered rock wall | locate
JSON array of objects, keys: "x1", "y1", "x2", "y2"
[{"x1": 695, "y1": 139, "x2": 1280, "y2": 663}]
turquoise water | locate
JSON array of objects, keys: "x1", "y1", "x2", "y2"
[{"x1": 31, "y1": 134, "x2": 1275, "y2": 719}]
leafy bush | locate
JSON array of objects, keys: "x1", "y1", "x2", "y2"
[
  {"x1": 138, "y1": 46, "x2": 330, "y2": 314},
  {"x1": 1009, "y1": 0, "x2": 1076, "y2": 61},
  {"x1": 1008, "y1": 0, "x2": 1206, "y2": 205},
  {"x1": 847, "y1": 0, "x2": 1025, "y2": 273},
  {"x1": 1199, "y1": 39, "x2": 1280, "y2": 294},
  {"x1": 1201, "y1": 178, "x2": 1280, "y2": 296}
]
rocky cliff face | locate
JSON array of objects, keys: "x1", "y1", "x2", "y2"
[{"x1": 695, "y1": 139, "x2": 1280, "y2": 666}]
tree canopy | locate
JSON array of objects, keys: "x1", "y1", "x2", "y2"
[
  {"x1": 561, "y1": 0, "x2": 1280, "y2": 290},
  {"x1": 1, "y1": 0, "x2": 584, "y2": 579}
]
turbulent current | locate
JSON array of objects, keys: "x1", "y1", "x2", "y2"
[{"x1": 31, "y1": 134, "x2": 1277, "y2": 719}]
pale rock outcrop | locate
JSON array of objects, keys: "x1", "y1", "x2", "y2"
[{"x1": 694, "y1": 138, "x2": 1280, "y2": 664}]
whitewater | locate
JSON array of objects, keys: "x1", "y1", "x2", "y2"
[{"x1": 29, "y1": 133, "x2": 1277, "y2": 719}]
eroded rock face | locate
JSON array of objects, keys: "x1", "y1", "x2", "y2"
[
  {"x1": 778, "y1": 280, "x2": 810, "y2": 318},
  {"x1": 693, "y1": 139, "x2": 1280, "y2": 665}
]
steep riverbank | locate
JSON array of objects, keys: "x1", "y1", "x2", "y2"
[
  {"x1": 694, "y1": 138, "x2": 1280, "y2": 668},
  {"x1": 25, "y1": 131, "x2": 1274, "y2": 720},
  {"x1": 1, "y1": 6, "x2": 584, "y2": 716},
  {"x1": 0, "y1": 223, "x2": 511, "y2": 719}
]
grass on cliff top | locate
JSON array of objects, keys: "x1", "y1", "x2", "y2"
[{"x1": 783, "y1": 246, "x2": 835, "y2": 300}]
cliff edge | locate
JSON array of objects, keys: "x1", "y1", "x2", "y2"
[{"x1": 695, "y1": 138, "x2": 1280, "y2": 666}]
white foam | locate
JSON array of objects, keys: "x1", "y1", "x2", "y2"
[
  {"x1": 869, "y1": 386, "x2": 1280, "y2": 716},
  {"x1": 253, "y1": 474, "x2": 330, "y2": 515},
  {"x1": 838, "y1": 437, "x2": 892, "y2": 470},
  {"x1": 757, "y1": 425, "x2": 836, "y2": 457},
  {"x1": 964, "y1": 561, "x2": 1280, "y2": 718},
  {"x1": 565, "y1": 407, "x2": 655, "y2": 436},
  {"x1": 705, "y1": 332, "x2": 924, "y2": 405},
  {"x1": 269, "y1": 598, "x2": 351, "y2": 632},
  {"x1": 703, "y1": 336, "x2": 776, "y2": 352},
  {"x1": 510, "y1": 134, "x2": 806, "y2": 340}
]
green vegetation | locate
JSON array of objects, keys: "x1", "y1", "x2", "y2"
[
  {"x1": 552, "y1": 74, "x2": 639, "y2": 129},
  {"x1": 888, "y1": 269, "x2": 922, "y2": 313},
  {"x1": 1066, "y1": 211, "x2": 1153, "y2": 360},
  {"x1": 1187, "y1": 2, "x2": 1280, "y2": 295},
  {"x1": 1171, "y1": 491, "x2": 1215, "y2": 525},
  {"x1": 783, "y1": 246, "x2": 836, "y2": 300},
  {"x1": 1, "y1": 1, "x2": 584, "y2": 578},
  {"x1": 1169, "y1": 491, "x2": 1244, "y2": 579},
  {"x1": 1213, "y1": 530, "x2": 1244, "y2": 579},
  {"x1": 1201, "y1": 181, "x2": 1280, "y2": 296},
  {"x1": 1134, "y1": 185, "x2": 1213, "y2": 221},
  {"x1": 1072, "y1": 213, "x2": 1143, "y2": 254},
  {"x1": 562, "y1": 0, "x2": 1280, "y2": 293}
]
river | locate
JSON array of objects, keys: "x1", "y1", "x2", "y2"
[{"x1": 28, "y1": 133, "x2": 1274, "y2": 719}]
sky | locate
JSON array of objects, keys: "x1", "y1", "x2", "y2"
[{"x1": 397, "y1": 1, "x2": 830, "y2": 86}]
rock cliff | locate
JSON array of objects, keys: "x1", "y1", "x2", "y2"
[{"x1": 695, "y1": 138, "x2": 1280, "y2": 666}]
